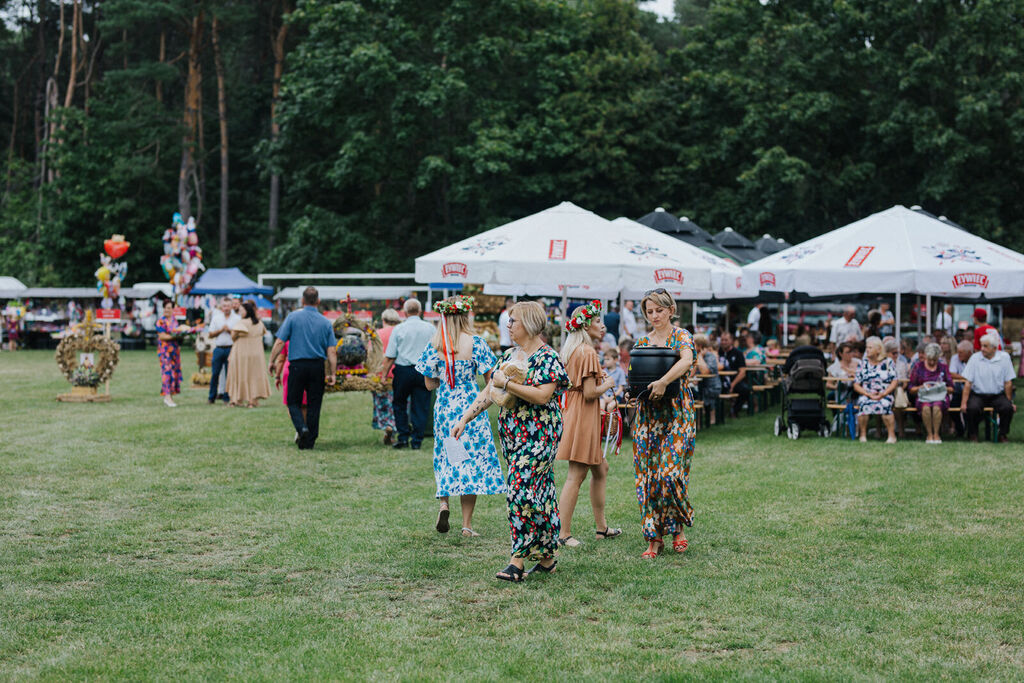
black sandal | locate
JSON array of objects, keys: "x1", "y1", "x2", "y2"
[
  {"x1": 596, "y1": 527, "x2": 622, "y2": 539},
  {"x1": 527, "y1": 559, "x2": 557, "y2": 575},
  {"x1": 496, "y1": 564, "x2": 526, "y2": 583},
  {"x1": 435, "y1": 507, "x2": 450, "y2": 533}
]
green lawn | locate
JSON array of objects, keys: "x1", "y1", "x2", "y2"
[{"x1": 1, "y1": 349, "x2": 1023, "y2": 679}]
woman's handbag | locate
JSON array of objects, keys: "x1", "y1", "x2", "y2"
[{"x1": 893, "y1": 385, "x2": 909, "y2": 409}]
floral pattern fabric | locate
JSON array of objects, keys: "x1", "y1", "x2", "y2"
[
  {"x1": 416, "y1": 336, "x2": 505, "y2": 498},
  {"x1": 493, "y1": 345, "x2": 569, "y2": 560},
  {"x1": 632, "y1": 327, "x2": 696, "y2": 540},
  {"x1": 855, "y1": 358, "x2": 897, "y2": 415},
  {"x1": 155, "y1": 316, "x2": 182, "y2": 396},
  {"x1": 372, "y1": 390, "x2": 395, "y2": 431}
]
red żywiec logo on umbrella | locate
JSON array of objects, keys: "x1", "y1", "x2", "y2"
[
  {"x1": 735, "y1": 276, "x2": 743, "y2": 289},
  {"x1": 759, "y1": 272, "x2": 776, "y2": 287},
  {"x1": 951, "y1": 272, "x2": 989, "y2": 289},
  {"x1": 653, "y1": 268, "x2": 684, "y2": 284},
  {"x1": 441, "y1": 262, "x2": 468, "y2": 278}
]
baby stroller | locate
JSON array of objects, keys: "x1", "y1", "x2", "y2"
[{"x1": 773, "y1": 345, "x2": 830, "y2": 439}]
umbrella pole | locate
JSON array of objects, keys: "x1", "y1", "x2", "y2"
[
  {"x1": 782, "y1": 302, "x2": 788, "y2": 346},
  {"x1": 916, "y1": 295, "x2": 921, "y2": 336},
  {"x1": 560, "y1": 287, "x2": 568, "y2": 348},
  {"x1": 895, "y1": 293, "x2": 901, "y2": 346},
  {"x1": 925, "y1": 294, "x2": 932, "y2": 335},
  {"x1": 692, "y1": 301, "x2": 698, "y2": 331}
]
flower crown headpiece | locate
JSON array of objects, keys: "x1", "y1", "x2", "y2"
[
  {"x1": 565, "y1": 299, "x2": 602, "y2": 332},
  {"x1": 433, "y1": 295, "x2": 475, "y2": 315}
]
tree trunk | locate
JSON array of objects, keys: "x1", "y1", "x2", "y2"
[
  {"x1": 178, "y1": 9, "x2": 204, "y2": 220},
  {"x1": 62, "y1": 0, "x2": 80, "y2": 109},
  {"x1": 212, "y1": 16, "x2": 229, "y2": 266},
  {"x1": 267, "y1": 0, "x2": 291, "y2": 249},
  {"x1": 156, "y1": 29, "x2": 166, "y2": 103}
]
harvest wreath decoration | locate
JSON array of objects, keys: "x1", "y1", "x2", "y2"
[
  {"x1": 325, "y1": 312, "x2": 391, "y2": 393},
  {"x1": 55, "y1": 327, "x2": 120, "y2": 385}
]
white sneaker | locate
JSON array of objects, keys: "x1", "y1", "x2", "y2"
[{"x1": 163, "y1": 396, "x2": 177, "y2": 408}]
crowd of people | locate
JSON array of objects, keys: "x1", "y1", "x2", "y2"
[{"x1": 144, "y1": 288, "x2": 1018, "y2": 581}]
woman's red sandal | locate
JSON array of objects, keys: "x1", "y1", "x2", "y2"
[
  {"x1": 641, "y1": 539, "x2": 663, "y2": 559},
  {"x1": 673, "y1": 536, "x2": 688, "y2": 553}
]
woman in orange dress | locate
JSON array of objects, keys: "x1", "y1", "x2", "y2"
[{"x1": 555, "y1": 300, "x2": 620, "y2": 547}]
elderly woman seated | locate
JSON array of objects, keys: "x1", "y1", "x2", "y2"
[
  {"x1": 907, "y1": 342, "x2": 954, "y2": 444},
  {"x1": 883, "y1": 337, "x2": 910, "y2": 380},
  {"x1": 854, "y1": 336, "x2": 900, "y2": 443}
]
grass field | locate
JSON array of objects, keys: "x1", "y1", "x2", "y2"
[{"x1": 2, "y1": 348, "x2": 1023, "y2": 679}]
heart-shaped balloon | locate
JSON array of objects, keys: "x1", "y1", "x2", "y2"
[{"x1": 104, "y1": 235, "x2": 131, "y2": 259}]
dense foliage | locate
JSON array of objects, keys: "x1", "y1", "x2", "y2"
[{"x1": 2, "y1": 0, "x2": 1023, "y2": 284}]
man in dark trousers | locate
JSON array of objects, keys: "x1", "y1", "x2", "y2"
[
  {"x1": 268, "y1": 287, "x2": 336, "y2": 450},
  {"x1": 381, "y1": 298, "x2": 435, "y2": 450}
]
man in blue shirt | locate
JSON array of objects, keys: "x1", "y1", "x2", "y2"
[
  {"x1": 381, "y1": 298, "x2": 435, "y2": 449},
  {"x1": 268, "y1": 287, "x2": 337, "y2": 449}
]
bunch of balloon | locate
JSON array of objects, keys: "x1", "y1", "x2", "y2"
[
  {"x1": 96, "y1": 234, "x2": 131, "y2": 309},
  {"x1": 159, "y1": 212, "x2": 205, "y2": 304}
]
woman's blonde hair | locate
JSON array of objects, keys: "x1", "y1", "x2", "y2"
[
  {"x1": 639, "y1": 290, "x2": 677, "y2": 322},
  {"x1": 430, "y1": 297, "x2": 475, "y2": 351},
  {"x1": 560, "y1": 329, "x2": 591, "y2": 365},
  {"x1": 510, "y1": 301, "x2": 547, "y2": 338},
  {"x1": 865, "y1": 335, "x2": 884, "y2": 361}
]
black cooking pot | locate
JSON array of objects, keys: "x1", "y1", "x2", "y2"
[{"x1": 628, "y1": 346, "x2": 679, "y2": 401}]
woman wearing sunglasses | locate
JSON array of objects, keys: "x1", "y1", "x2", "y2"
[
  {"x1": 452, "y1": 301, "x2": 569, "y2": 583},
  {"x1": 631, "y1": 289, "x2": 696, "y2": 559}
]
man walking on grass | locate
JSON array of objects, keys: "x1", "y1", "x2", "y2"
[
  {"x1": 381, "y1": 298, "x2": 434, "y2": 450},
  {"x1": 268, "y1": 287, "x2": 337, "y2": 450},
  {"x1": 207, "y1": 297, "x2": 240, "y2": 404}
]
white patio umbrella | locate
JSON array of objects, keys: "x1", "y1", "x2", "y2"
[
  {"x1": 416, "y1": 201, "x2": 716, "y2": 297},
  {"x1": 741, "y1": 204, "x2": 1024, "y2": 341}
]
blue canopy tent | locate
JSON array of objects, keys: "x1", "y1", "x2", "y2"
[
  {"x1": 189, "y1": 268, "x2": 273, "y2": 296},
  {"x1": 242, "y1": 294, "x2": 275, "y2": 309}
]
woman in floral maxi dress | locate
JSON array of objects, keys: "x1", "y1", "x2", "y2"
[
  {"x1": 631, "y1": 290, "x2": 696, "y2": 559},
  {"x1": 155, "y1": 300, "x2": 183, "y2": 408},
  {"x1": 453, "y1": 301, "x2": 569, "y2": 582},
  {"x1": 416, "y1": 296, "x2": 506, "y2": 537}
]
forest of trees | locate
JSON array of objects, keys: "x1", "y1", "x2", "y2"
[{"x1": 2, "y1": 0, "x2": 1023, "y2": 286}]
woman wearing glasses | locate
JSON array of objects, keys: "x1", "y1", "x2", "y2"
[
  {"x1": 452, "y1": 301, "x2": 569, "y2": 582},
  {"x1": 631, "y1": 289, "x2": 696, "y2": 559}
]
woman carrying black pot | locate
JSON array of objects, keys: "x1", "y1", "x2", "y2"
[{"x1": 631, "y1": 289, "x2": 696, "y2": 559}]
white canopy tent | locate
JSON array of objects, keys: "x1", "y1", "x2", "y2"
[
  {"x1": 274, "y1": 285, "x2": 420, "y2": 301},
  {"x1": 741, "y1": 205, "x2": 1024, "y2": 342}
]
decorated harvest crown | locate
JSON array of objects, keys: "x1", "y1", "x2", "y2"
[
  {"x1": 433, "y1": 295, "x2": 475, "y2": 315},
  {"x1": 565, "y1": 299, "x2": 602, "y2": 332}
]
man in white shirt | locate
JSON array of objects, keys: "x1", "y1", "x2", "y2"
[
  {"x1": 829, "y1": 306, "x2": 863, "y2": 344},
  {"x1": 935, "y1": 304, "x2": 953, "y2": 336},
  {"x1": 207, "y1": 297, "x2": 241, "y2": 404},
  {"x1": 497, "y1": 298, "x2": 513, "y2": 352},
  {"x1": 960, "y1": 333, "x2": 1016, "y2": 443},
  {"x1": 619, "y1": 300, "x2": 638, "y2": 341},
  {"x1": 746, "y1": 303, "x2": 762, "y2": 329},
  {"x1": 381, "y1": 298, "x2": 436, "y2": 450}
]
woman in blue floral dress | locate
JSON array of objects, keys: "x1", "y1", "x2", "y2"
[
  {"x1": 416, "y1": 296, "x2": 505, "y2": 537},
  {"x1": 453, "y1": 301, "x2": 569, "y2": 582},
  {"x1": 853, "y1": 336, "x2": 899, "y2": 443},
  {"x1": 630, "y1": 290, "x2": 696, "y2": 559},
  {"x1": 155, "y1": 300, "x2": 183, "y2": 408}
]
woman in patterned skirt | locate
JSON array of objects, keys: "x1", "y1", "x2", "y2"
[
  {"x1": 154, "y1": 300, "x2": 183, "y2": 408},
  {"x1": 631, "y1": 289, "x2": 696, "y2": 559},
  {"x1": 416, "y1": 296, "x2": 506, "y2": 537},
  {"x1": 453, "y1": 301, "x2": 569, "y2": 582},
  {"x1": 854, "y1": 336, "x2": 899, "y2": 443}
]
